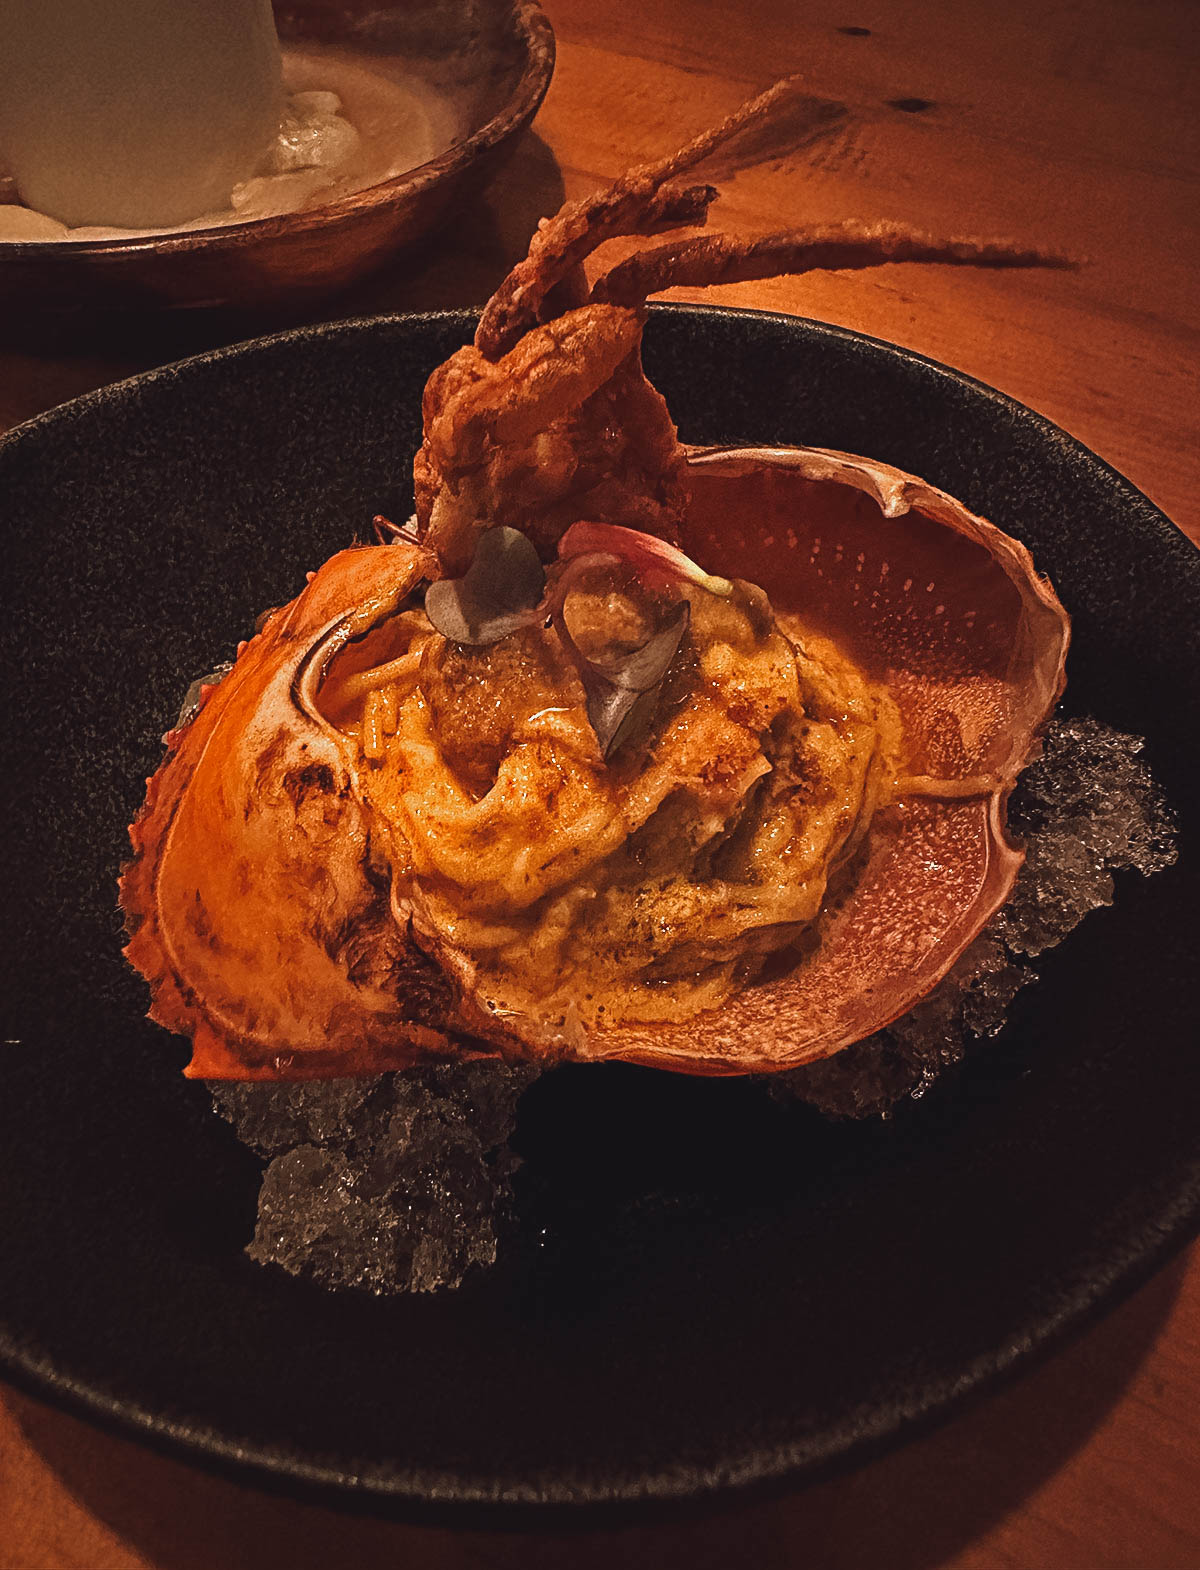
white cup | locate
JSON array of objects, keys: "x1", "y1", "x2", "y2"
[{"x1": 0, "y1": 0, "x2": 283, "y2": 229}]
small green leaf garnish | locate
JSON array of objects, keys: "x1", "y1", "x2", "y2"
[{"x1": 424, "y1": 527, "x2": 546, "y2": 645}]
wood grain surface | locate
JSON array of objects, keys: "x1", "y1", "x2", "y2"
[{"x1": 2, "y1": 0, "x2": 1197, "y2": 1565}]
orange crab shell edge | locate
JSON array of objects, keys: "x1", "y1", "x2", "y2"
[
  {"x1": 119, "y1": 445, "x2": 1069, "y2": 1079},
  {"x1": 121, "y1": 545, "x2": 489, "y2": 1080}
]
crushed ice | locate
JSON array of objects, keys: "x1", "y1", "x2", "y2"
[
  {"x1": 211, "y1": 715, "x2": 1176, "y2": 1291},
  {"x1": 210, "y1": 1062, "x2": 538, "y2": 1294}
]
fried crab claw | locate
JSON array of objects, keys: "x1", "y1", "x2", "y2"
[
  {"x1": 120, "y1": 78, "x2": 1070, "y2": 1081},
  {"x1": 414, "y1": 75, "x2": 1068, "y2": 574}
]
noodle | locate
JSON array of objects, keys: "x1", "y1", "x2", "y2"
[
  {"x1": 337, "y1": 648, "x2": 424, "y2": 701},
  {"x1": 316, "y1": 573, "x2": 905, "y2": 1033},
  {"x1": 362, "y1": 688, "x2": 386, "y2": 761}
]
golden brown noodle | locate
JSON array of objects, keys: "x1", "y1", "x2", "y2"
[{"x1": 319, "y1": 580, "x2": 911, "y2": 1038}]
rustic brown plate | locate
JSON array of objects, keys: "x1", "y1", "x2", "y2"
[{"x1": 0, "y1": 0, "x2": 553, "y2": 312}]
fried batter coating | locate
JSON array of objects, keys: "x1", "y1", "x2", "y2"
[
  {"x1": 590, "y1": 221, "x2": 1071, "y2": 305},
  {"x1": 415, "y1": 81, "x2": 1066, "y2": 579},
  {"x1": 415, "y1": 305, "x2": 687, "y2": 574},
  {"x1": 472, "y1": 75, "x2": 809, "y2": 362}
]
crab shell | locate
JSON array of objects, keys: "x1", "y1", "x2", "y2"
[
  {"x1": 121, "y1": 547, "x2": 469, "y2": 1079},
  {"x1": 120, "y1": 446, "x2": 1069, "y2": 1079}
]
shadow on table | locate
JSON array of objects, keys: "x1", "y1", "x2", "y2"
[{"x1": 8, "y1": 1252, "x2": 1188, "y2": 1570}]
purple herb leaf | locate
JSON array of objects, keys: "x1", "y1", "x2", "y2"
[
  {"x1": 425, "y1": 527, "x2": 546, "y2": 646},
  {"x1": 609, "y1": 602, "x2": 692, "y2": 692},
  {"x1": 588, "y1": 683, "x2": 663, "y2": 759},
  {"x1": 558, "y1": 521, "x2": 733, "y2": 596},
  {"x1": 557, "y1": 598, "x2": 691, "y2": 758}
]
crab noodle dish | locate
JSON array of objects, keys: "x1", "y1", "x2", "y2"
[{"x1": 121, "y1": 78, "x2": 1072, "y2": 1088}]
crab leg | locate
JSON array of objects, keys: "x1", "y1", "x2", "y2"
[
  {"x1": 415, "y1": 304, "x2": 694, "y2": 570},
  {"x1": 474, "y1": 75, "x2": 810, "y2": 360},
  {"x1": 590, "y1": 220, "x2": 1071, "y2": 306},
  {"x1": 423, "y1": 307, "x2": 645, "y2": 471}
]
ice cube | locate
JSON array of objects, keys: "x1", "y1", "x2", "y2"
[
  {"x1": 221, "y1": 716, "x2": 1177, "y2": 1278},
  {"x1": 250, "y1": 1144, "x2": 414, "y2": 1295},
  {"x1": 265, "y1": 91, "x2": 360, "y2": 175},
  {"x1": 209, "y1": 1078, "x2": 377, "y2": 1157},
  {"x1": 220, "y1": 1063, "x2": 540, "y2": 1294}
]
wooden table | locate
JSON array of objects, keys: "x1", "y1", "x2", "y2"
[{"x1": 3, "y1": 1, "x2": 1197, "y2": 1564}]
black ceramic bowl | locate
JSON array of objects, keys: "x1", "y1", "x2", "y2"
[{"x1": 1, "y1": 307, "x2": 1197, "y2": 1523}]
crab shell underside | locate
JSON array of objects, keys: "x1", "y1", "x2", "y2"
[{"x1": 120, "y1": 446, "x2": 1069, "y2": 1080}]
